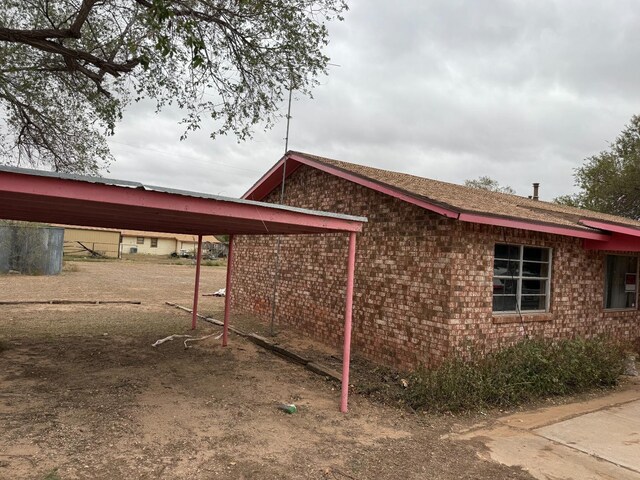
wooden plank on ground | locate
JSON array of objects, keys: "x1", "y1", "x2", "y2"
[
  {"x1": 246, "y1": 334, "x2": 310, "y2": 366},
  {"x1": 0, "y1": 300, "x2": 141, "y2": 305},
  {"x1": 164, "y1": 301, "x2": 343, "y2": 384},
  {"x1": 306, "y1": 362, "x2": 342, "y2": 382}
]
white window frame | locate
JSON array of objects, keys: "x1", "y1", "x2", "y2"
[
  {"x1": 493, "y1": 243, "x2": 553, "y2": 314},
  {"x1": 603, "y1": 254, "x2": 639, "y2": 311}
]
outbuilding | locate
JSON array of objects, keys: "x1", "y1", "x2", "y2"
[
  {"x1": 119, "y1": 229, "x2": 220, "y2": 257},
  {"x1": 232, "y1": 151, "x2": 640, "y2": 370}
]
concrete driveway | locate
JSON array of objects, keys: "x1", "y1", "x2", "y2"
[{"x1": 454, "y1": 378, "x2": 640, "y2": 480}]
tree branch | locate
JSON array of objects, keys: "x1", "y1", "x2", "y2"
[{"x1": 69, "y1": 0, "x2": 99, "y2": 37}]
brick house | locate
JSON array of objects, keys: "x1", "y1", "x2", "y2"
[{"x1": 231, "y1": 151, "x2": 640, "y2": 370}]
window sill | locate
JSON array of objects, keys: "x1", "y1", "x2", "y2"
[{"x1": 492, "y1": 313, "x2": 553, "y2": 324}]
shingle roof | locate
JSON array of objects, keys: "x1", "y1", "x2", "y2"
[{"x1": 289, "y1": 151, "x2": 640, "y2": 234}]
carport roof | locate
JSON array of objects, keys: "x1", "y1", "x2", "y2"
[{"x1": 0, "y1": 165, "x2": 366, "y2": 235}]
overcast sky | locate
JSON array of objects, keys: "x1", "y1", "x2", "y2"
[{"x1": 107, "y1": 0, "x2": 640, "y2": 201}]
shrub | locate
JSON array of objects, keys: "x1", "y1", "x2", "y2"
[{"x1": 403, "y1": 337, "x2": 626, "y2": 413}]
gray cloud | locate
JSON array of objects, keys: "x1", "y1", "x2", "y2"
[{"x1": 108, "y1": 0, "x2": 640, "y2": 202}]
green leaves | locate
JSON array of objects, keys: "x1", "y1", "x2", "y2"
[
  {"x1": 554, "y1": 115, "x2": 640, "y2": 220},
  {"x1": 0, "y1": 0, "x2": 348, "y2": 173}
]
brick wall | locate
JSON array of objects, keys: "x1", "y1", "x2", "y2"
[
  {"x1": 232, "y1": 165, "x2": 640, "y2": 370},
  {"x1": 448, "y1": 222, "x2": 640, "y2": 356}
]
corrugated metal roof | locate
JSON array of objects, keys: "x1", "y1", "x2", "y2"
[
  {"x1": 0, "y1": 165, "x2": 367, "y2": 235},
  {"x1": 0, "y1": 164, "x2": 367, "y2": 224}
]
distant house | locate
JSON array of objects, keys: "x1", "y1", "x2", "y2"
[
  {"x1": 55, "y1": 226, "x2": 224, "y2": 258},
  {"x1": 57, "y1": 225, "x2": 121, "y2": 258},
  {"x1": 120, "y1": 230, "x2": 221, "y2": 256},
  {"x1": 232, "y1": 152, "x2": 640, "y2": 370}
]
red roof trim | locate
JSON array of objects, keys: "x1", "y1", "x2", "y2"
[
  {"x1": 243, "y1": 154, "x2": 301, "y2": 201},
  {"x1": 579, "y1": 219, "x2": 640, "y2": 237},
  {"x1": 583, "y1": 233, "x2": 640, "y2": 252},
  {"x1": 243, "y1": 153, "x2": 618, "y2": 240},
  {"x1": 245, "y1": 154, "x2": 460, "y2": 218},
  {"x1": 457, "y1": 213, "x2": 611, "y2": 241},
  {"x1": 580, "y1": 219, "x2": 640, "y2": 251}
]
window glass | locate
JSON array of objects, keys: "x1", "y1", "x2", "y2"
[
  {"x1": 494, "y1": 259, "x2": 520, "y2": 276},
  {"x1": 493, "y1": 278, "x2": 517, "y2": 295},
  {"x1": 494, "y1": 244, "x2": 520, "y2": 260},
  {"x1": 522, "y1": 279, "x2": 546, "y2": 295},
  {"x1": 604, "y1": 255, "x2": 638, "y2": 309},
  {"x1": 150, "y1": 238, "x2": 158, "y2": 248},
  {"x1": 520, "y1": 296, "x2": 546, "y2": 311},
  {"x1": 136, "y1": 237, "x2": 144, "y2": 245},
  {"x1": 493, "y1": 244, "x2": 551, "y2": 313},
  {"x1": 493, "y1": 295, "x2": 517, "y2": 312},
  {"x1": 523, "y1": 247, "x2": 549, "y2": 262},
  {"x1": 522, "y1": 262, "x2": 548, "y2": 277}
]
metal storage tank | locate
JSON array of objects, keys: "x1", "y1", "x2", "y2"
[
  {"x1": 0, "y1": 225, "x2": 12, "y2": 273},
  {"x1": 0, "y1": 224, "x2": 64, "y2": 275}
]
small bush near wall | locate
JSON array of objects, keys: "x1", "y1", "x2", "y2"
[{"x1": 403, "y1": 337, "x2": 626, "y2": 413}]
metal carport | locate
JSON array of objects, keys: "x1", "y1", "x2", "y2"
[{"x1": 0, "y1": 165, "x2": 367, "y2": 412}]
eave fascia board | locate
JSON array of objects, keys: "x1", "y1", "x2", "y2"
[
  {"x1": 583, "y1": 234, "x2": 640, "y2": 251},
  {"x1": 284, "y1": 153, "x2": 460, "y2": 219},
  {"x1": 242, "y1": 153, "x2": 614, "y2": 241},
  {"x1": 579, "y1": 219, "x2": 640, "y2": 238},
  {"x1": 457, "y1": 212, "x2": 611, "y2": 241},
  {"x1": 243, "y1": 154, "x2": 288, "y2": 200}
]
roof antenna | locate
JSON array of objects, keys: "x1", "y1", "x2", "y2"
[{"x1": 269, "y1": 75, "x2": 295, "y2": 336}]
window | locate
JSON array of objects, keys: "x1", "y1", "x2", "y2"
[
  {"x1": 150, "y1": 238, "x2": 158, "y2": 248},
  {"x1": 493, "y1": 244, "x2": 551, "y2": 313},
  {"x1": 604, "y1": 255, "x2": 638, "y2": 309},
  {"x1": 136, "y1": 237, "x2": 144, "y2": 245}
]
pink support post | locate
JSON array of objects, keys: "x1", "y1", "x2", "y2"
[
  {"x1": 191, "y1": 234, "x2": 203, "y2": 330},
  {"x1": 222, "y1": 234, "x2": 234, "y2": 347},
  {"x1": 340, "y1": 232, "x2": 357, "y2": 413}
]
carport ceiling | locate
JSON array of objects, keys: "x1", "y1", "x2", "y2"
[{"x1": 0, "y1": 166, "x2": 365, "y2": 235}]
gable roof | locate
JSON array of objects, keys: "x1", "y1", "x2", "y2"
[{"x1": 244, "y1": 151, "x2": 640, "y2": 243}]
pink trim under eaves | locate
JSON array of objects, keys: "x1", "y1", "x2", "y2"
[
  {"x1": 243, "y1": 154, "x2": 458, "y2": 218},
  {"x1": 457, "y1": 212, "x2": 611, "y2": 241},
  {"x1": 244, "y1": 155, "x2": 302, "y2": 201},
  {"x1": 579, "y1": 219, "x2": 640, "y2": 238},
  {"x1": 583, "y1": 233, "x2": 640, "y2": 252},
  {"x1": 244, "y1": 153, "x2": 619, "y2": 241}
]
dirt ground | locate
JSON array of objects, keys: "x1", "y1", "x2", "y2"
[{"x1": 0, "y1": 260, "x2": 531, "y2": 480}]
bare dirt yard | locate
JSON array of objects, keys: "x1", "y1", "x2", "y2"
[{"x1": 0, "y1": 259, "x2": 531, "y2": 480}]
